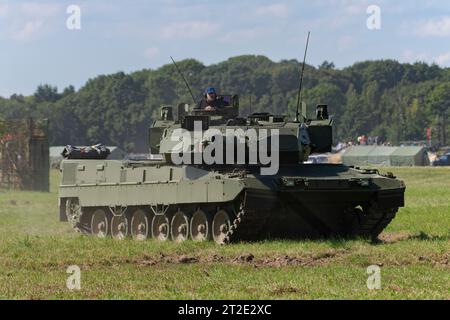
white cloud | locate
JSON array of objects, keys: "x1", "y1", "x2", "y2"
[
  {"x1": 343, "y1": 2, "x2": 368, "y2": 15},
  {"x1": 160, "y1": 21, "x2": 219, "y2": 39},
  {"x1": 0, "y1": 4, "x2": 9, "y2": 17},
  {"x1": 401, "y1": 49, "x2": 450, "y2": 66},
  {"x1": 401, "y1": 49, "x2": 429, "y2": 63},
  {"x1": 19, "y1": 2, "x2": 61, "y2": 17},
  {"x1": 11, "y1": 20, "x2": 44, "y2": 41},
  {"x1": 255, "y1": 3, "x2": 289, "y2": 18},
  {"x1": 434, "y1": 52, "x2": 450, "y2": 65},
  {"x1": 415, "y1": 16, "x2": 450, "y2": 37},
  {"x1": 144, "y1": 47, "x2": 160, "y2": 60},
  {"x1": 337, "y1": 35, "x2": 354, "y2": 51},
  {"x1": 220, "y1": 27, "x2": 269, "y2": 43},
  {"x1": 4, "y1": 2, "x2": 62, "y2": 41}
]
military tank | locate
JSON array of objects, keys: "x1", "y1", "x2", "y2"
[{"x1": 58, "y1": 95, "x2": 405, "y2": 244}]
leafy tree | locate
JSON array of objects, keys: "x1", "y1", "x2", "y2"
[
  {"x1": 34, "y1": 84, "x2": 60, "y2": 103},
  {"x1": 339, "y1": 84, "x2": 364, "y2": 141},
  {"x1": 318, "y1": 61, "x2": 335, "y2": 70},
  {"x1": 0, "y1": 57, "x2": 448, "y2": 150},
  {"x1": 427, "y1": 82, "x2": 450, "y2": 145}
]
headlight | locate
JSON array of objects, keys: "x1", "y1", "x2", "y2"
[
  {"x1": 358, "y1": 179, "x2": 370, "y2": 187},
  {"x1": 282, "y1": 178, "x2": 295, "y2": 187}
]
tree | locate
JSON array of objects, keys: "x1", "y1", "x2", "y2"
[
  {"x1": 427, "y1": 82, "x2": 450, "y2": 145},
  {"x1": 0, "y1": 57, "x2": 447, "y2": 149},
  {"x1": 339, "y1": 85, "x2": 364, "y2": 141},
  {"x1": 318, "y1": 61, "x2": 335, "y2": 70},
  {"x1": 34, "y1": 84, "x2": 60, "y2": 103}
]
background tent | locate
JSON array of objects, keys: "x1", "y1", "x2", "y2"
[
  {"x1": 390, "y1": 146, "x2": 430, "y2": 166},
  {"x1": 367, "y1": 146, "x2": 396, "y2": 166},
  {"x1": 341, "y1": 146, "x2": 375, "y2": 167},
  {"x1": 342, "y1": 146, "x2": 429, "y2": 167}
]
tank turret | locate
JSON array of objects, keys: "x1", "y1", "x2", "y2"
[{"x1": 151, "y1": 98, "x2": 333, "y2": 170}]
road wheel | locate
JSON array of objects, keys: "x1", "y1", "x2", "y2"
[
  {"x1": 111, "y1": 214, "x2": 128, "y2": 240},
  {"x1": 91, "y1": 208, "x2": 109, "y2": 238},
  {"x1": 212, "y1": 209, "x2": 231, "y2": 244},
  {"x1": 152, "y1": 214, "x2": 170, "y2": 241},
  {"x1": 190, "y1": 209, "x2": 211, "y2": 241},
  {"x1": 130, "y1": 209, "x2": 149, "y2": 240},
  {"x1": 65, "y1": 198, "x2": 82, "y2": 230},
  {"x1": 171, "y1": 211, "x2": 189, "y2": 242}
]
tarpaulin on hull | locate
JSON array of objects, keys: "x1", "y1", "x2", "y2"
[{"x1": 61, "y1": 144, "x2": 110, "y2": 160}]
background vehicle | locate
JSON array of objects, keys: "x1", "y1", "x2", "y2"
[
  {"x1": 432, "y1": 153, "x2": 450, "y2": 166},
  {"x1": 305, "y1": 154, "x2": 329, "y2": 164}
]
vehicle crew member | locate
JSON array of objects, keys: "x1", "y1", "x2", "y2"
[{"x1": 196, "y1": 87, "x2": 226, "y2": 111}]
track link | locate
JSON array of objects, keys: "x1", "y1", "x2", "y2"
[
  {"x1": 224, "y1": 194, "x2": 272, "y2": 244},
  {"x1": 68, "y1": 198, "x2": 399, "y2": 243},
  {"x1": 352, "y1": 204, "x2": 398, "y2": 240}
]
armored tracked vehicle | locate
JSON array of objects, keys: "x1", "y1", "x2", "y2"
[{"x1": 58, "y1": 96, "x2": 405, "y2": 244}]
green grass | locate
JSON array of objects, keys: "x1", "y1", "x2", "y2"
[{"x1": 0, "y1": 168, "x2": 449, "y2": 299}]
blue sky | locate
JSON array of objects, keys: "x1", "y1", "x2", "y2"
[{"x1": 1, "y1": 0, "x2": 450, "y2": 97}]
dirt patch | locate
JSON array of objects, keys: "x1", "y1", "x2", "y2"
[
  {"x1": 271, "y1": 286, "x2": 302, "y2": 295},
  {"x1": 131, "y1": 248, "x2": 349, "y2": 268},
  {"x1": 205, "y1": 254, "x2": 225, "y2": 263},
  {"x1": 418, "y1": 253, "x2": 450, "y2": 268},
  {"x1": 378, "y1": 232, "x2": 413, "y2": 243},
  {"x1": 28, "y1": 246, "x2": 450, "y2": 272},
  {"x1": 259, "y1": 255, "x2": 306, "y2": 267},
  {"x1": 134, "y1": 252, "x2": 199, "y2": 266},
  {"x1": 379, "y1": 231, "x2": 449, "y2": 243},
  {"x1": 177, "y1": 255, "x2": 199, "y2": 264},
  {"x1": 233, "y1": 253, "x2": 255, "y2": 263},
  {"x1": 135, "y1": 258, "x2": 158, "y2": 267},
  {"x1": 387, "y1": 284, "x2": 403, "y2": 293},
  {"x1": 256, "y1": 249, "x2": 349, "y2": 267}
]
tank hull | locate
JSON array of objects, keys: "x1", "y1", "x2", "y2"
[
  {"x1": 58, "y1": 161, "x2": 405, "y2": 243},
  {"x1": 221, "y1": 164, "x2": 404, "y2": 242},
  {"x1": 230, "y1": 186, "x2": 402, "y2": 241}
]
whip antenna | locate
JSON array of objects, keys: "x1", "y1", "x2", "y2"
[
  {"x1": 170, "y1": 56, "x2": 196, "y2": 104},
  {"x1": 295, "y1": 31, "x2": 310, "y2": 122}
]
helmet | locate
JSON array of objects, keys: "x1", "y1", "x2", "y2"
[{"x1": 205, "y1": 87, "x2": 216, "y2": 94}]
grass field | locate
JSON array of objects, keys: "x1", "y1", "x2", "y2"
[{"x1": 0, "y1": 168, "x2": 448, "y2": 299}]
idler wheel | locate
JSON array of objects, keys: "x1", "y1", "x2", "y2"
[
  {"x1": 91, "y1": 209, "x2": 109, "y2": 238},
  {"x1": 130, "y1": 209, "x2": 149, "y2": 240},
  {"x1": 212, "y1": 210, "x2": 231, "y2": 244},
  {"x1": 190, "y1": 209, "x2": 211, "y2": 241},
  {"x1": 111, "y1": 215, "x2": 128, "y2": 240},
  {"x1": 65, "y1": 198, "x2": 82, "y2": 229},
  {"x1": 171, "y1": 211, "x2": 190, "y2": 242},
  {"x1": 152, "y1": 214, "x2": 170, "y2": 241}
]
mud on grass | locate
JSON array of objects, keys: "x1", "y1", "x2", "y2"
[
  {"x1": 0, "y1": 169, "x2": 449, "y2": 299},
  {"x1": 0, "y1": 245, "x2": 448, "y2": 299},
  {"x1": 0, "y1": 235, "x2": 448, "y2": 299}
]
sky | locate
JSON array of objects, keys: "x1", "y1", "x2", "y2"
[{"x1": 1, "y1": 0, "x2": 450, "y2": 97}]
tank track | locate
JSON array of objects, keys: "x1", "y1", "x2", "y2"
[
  {"x1": 65, "y1": 198, "x2": 91, "y2": 235},
  {"x1": 65, "y1": 197, "x2": 399, "y2": 243},
  {"x1": 351, "y1": 204, "x2": 398, "y2": 240},
  {"x1": 224, "y1": 206, "x2": 271, "y2": 244},
  {"x1": 224, "y1": 197, "x2": 399, "y2": 243}
]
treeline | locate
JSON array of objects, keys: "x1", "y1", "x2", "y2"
[{"x1": 0, "y1": 56, "x2": 449, "y2": 151}]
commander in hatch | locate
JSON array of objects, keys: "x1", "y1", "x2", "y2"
[{"x1": 196, "y1": 87, "x2": 228, "y2": 111}]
